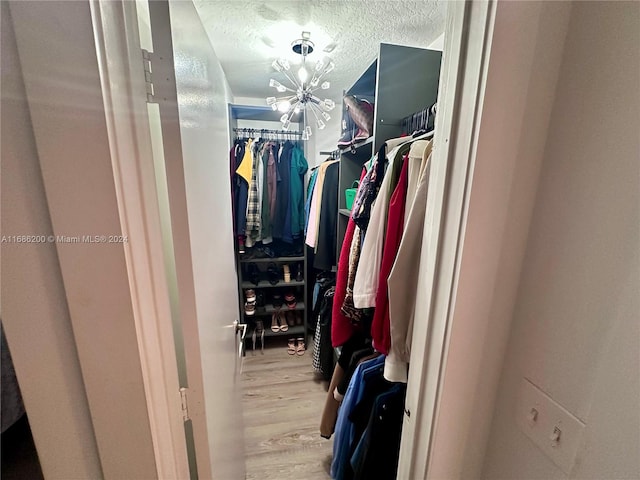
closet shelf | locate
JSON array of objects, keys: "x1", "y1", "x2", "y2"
[
  {"x1": 243, "y1": 302, "x2": 305, "y2": 316},
  {"x1": 340, "y1": 136, "x2": 374, "y2": 155},
  {"x1": 239, "y1": 256, "x2": 304, "y2": 264},
  {"x1": 241, "y1": 279, "x2": 305, "y2": 289},
  {"x1": 263, "y1": 325, "x2": 305, "y2": 338}
]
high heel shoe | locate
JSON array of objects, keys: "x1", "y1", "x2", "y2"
[
  {"x1": 271, "y1": 312, "x2": 280, "y2": 332},
  {"x1": 278, "y1": 310, "x2": 289, "y2": 332}
]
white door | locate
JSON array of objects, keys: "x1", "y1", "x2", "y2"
[
  {"x1": 92, "y1": 0, "x2": 244, "y2": 479},
  {"x1": 99, "y1": 0, "x2": 244, "y2": 479}
]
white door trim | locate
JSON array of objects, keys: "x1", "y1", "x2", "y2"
[
  {"x1": 89, "y1": 1, "x2": 190, "y2": 478},
  {"x1": 397, "y1": 1, "x2": 496, "y2": 478}
]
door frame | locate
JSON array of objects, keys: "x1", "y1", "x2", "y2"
[
  {"x1": 82, "y1": 0, "x2": 562, "y2": 478},
  {"x1": 89, "y1": 0, "x2": 497, "y2": 477}
]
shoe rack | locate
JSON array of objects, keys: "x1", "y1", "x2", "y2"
[{"x1": 236, "y1": 251, "x2": 308, "y2": 354}]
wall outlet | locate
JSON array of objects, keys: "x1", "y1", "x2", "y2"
[{"x1": 516, "y1": 378, "x2": 586, "y2": 474}]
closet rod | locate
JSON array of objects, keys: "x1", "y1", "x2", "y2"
[
  {"x1": 319, "y1": 149, "x2": 341, "y2": 159},
  {"x1": 233, "y1": 127, "x2": 303, "y2": 136}
]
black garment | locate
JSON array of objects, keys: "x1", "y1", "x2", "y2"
[
  {"x1": 313, "y1": 286, "x2": 336, "y2": 380},
  {"x1": 336, "y1": 347, "x2": 375, "y2": 397},
  {"x1": 273, "y1": 141, "x2": 292, "y2": 241},
  {"x1": 352, "y1": 384, "x2": 407, "y2": 480},
  {"x1": 233, "y1": 141, "x2": 248, "y2": 236},
  {"x1": 314, "y1": 161, "x2": 339, "y2": 270}
]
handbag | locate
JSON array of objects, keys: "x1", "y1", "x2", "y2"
[{"x1": 344, "y1": 95, "x2": 374, "y2": 140}]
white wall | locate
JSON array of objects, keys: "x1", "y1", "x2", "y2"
[
  {"x1": 0, "y1": 5, "x2": 102, "y2": 478},
  {"x1": 482, "y1": 2, "x2": 640, "y2": 478},
  {"x1": 168, "y1": 2, "x2": 246, "y2": 478}
]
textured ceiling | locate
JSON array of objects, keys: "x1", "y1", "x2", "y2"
[{"x1": 193, "y1": 0, "x2": 447, "y2": 104}]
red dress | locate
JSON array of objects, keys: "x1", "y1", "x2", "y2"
[
  {"x1": 371, "y1": 155, "x2": 409, "y2": 354},
  {"x1": 331, "y1": 168, "x2": 367, "y2": 347}
]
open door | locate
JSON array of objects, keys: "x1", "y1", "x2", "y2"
[{"x1": 90, "y1": 1, "x2": 214, "y2": 478}]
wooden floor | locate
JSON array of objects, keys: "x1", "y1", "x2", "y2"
[{"x1": 242, "y1": 336, "x2": 333, "y2": 480}]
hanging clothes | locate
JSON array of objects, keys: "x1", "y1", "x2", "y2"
[
  {"x1": 385, "y1": 144, "x2": 433, "y2": 382},
  {"x1": 331, "y1": 168, "x2": 367, "y2": 348},
  {"x1": 260, "y1": 143, "x2": 277, "y2": 243},
  {"x1": 370, "y1": 153, "x2": 410, "y2": 355},
  {"x1": 233, "y1": 140, "x2": 251, "y2": 238},
  {"x1": 330, "y1": 355, "x2": 385, "y2": 480},
  {"x1": 352, "y1": 142, "x2": 410, "y2": 308},
  {"x1": 290, "y1": 145, "x2": 309, "y2": 238},
  {"x1": 244, "y1": 140, "x2": 261, "y2": 247},
  {"x1": 306, "y1": 159, "x2": 339, "y2": 249},
  {"x1": 273, "y1": 141, "x2": 292, "y2": 241},
  {"x1": 304, "y1": 167, "x2": 319, "y2": 236},
  {"x1": 314, "y1": 161, "x2": 340, "y2": 270}
]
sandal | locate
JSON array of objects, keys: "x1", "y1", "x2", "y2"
[
  {"x1": 287, "y1": 338, "x2": 296, "y2": 355},
  {"x1": 278, "y1": 311, "x2": 288, "y2": 332},
  {"x1": 296, "y1": 337, "x2": 306, "y2": 356},
  {"x1": 271, "y1": 312, "x2": 279, "y2": 332}
]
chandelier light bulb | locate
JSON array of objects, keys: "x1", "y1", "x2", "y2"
[
  {"x1": 271, "y1": 60, "x2": 282, "y2": 72},
  {"x1": 280, "y1": 113, "x2": 289, "y2": 123},
  {"x1": 277, "y1": 85, "x2": 287, "y2": 93},
  {"x1": 298, "y1": 66, "x2": 309, "y2": 84},
  {"x1": 271, "y1": 104, "x2": 278, "y2": 111},
  {"x1": 310, "y1": 76, "x2": 319, "y2": 88},
  {"x1": 277, "y1": 100, "x2": 292, "y2": 113},
  {"x1": 266, "y1": 96, "x2": 277, "y2": 105},
  {"x1": 269, "y1": 79, "x2": 279, "y2": 88},
  {"x1": 323, "y1": 98, "x2": 336, "y2": 110},
  {"x1": 294, "y1": 104, "x2": 301, "y2": 114},
  {"x1": 302, "y1": 130, "x2": 310, "y2": 141},
  {"x1": 324, "y1": 62, "x2": 335, "y2": 74},
  {"x1": 322, "y1": 111, "x2": 331, "y2": 121},
  {"x1": 282, "y1": 119, "x2": 291, "y2": 131},
  {"x1": 321, "y1": 81, "x2": 330, "y2": 90},
  {"x1": 317, "y1": 119, "x2": 326, "y2": 130},
  {"x1": 278, "y1": 58, "x2": 290, "y2": 71},
  {"x1": 305, "y1": 126, "x2": 312, "y2": 137},
  {"x1": 315, "y1": 58, "x2": 326, "y2": 72}
]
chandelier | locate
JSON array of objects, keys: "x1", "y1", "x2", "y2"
[{"x1": 266, "y1": 31, "x2": 336, "y2": 140}]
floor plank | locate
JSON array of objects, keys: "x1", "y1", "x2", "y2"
[{"x1": 242, "y1": 338, "x2": 333, "y2": 480}]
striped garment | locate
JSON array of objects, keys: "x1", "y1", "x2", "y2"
[{"x1": 244, "y1": 143, "x2": 261, "y2": 245}]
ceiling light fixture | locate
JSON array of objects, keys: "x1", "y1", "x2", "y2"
[{"x1": 266, "y1": 31, "x2": 336, "y2": 140}]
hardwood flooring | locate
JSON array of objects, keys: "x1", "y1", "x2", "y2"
[{"x1": 242, "y1": 337, "x2": 333, "y2": 480}]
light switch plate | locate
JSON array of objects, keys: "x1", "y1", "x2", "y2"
[{"x1": 516, "y1": 378, "x2": 586, "y2": 474}]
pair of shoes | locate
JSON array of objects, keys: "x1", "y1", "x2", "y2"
[
  {"x1": 251, "y1": 320, "x2": 264, "y2": 355},
  {"x1": 287, "y1": 337, "x2": 306, "y2": 356},
  {"x1": 271, "y1": 310, "x2": 289, "y2": 332},
  {"x1": 245, "y1": 289, "x2": 256, "y2": 316},
  {"x1": 246, "y1": 263, "x2": 260, "y2": 286},
  {"x1": 284, "y1": 291, "x2": 296, "y2": 309},
  {"x1": 267, "y1": 262, "x2": 280, "y2": 285}
]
